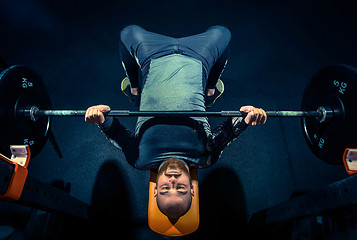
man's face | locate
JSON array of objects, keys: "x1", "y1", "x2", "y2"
[{"x1": 154, "y1": 158, "x2": 194, "y2": 219}]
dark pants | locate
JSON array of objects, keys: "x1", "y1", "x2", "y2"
[{"x1": 119, "y1": 25, "x2": 231, "y2": 91}]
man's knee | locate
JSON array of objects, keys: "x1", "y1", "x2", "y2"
[
  {"x1": 121, "y1": 25, "x2": 139, "y2": 37},
  {"x1": 207, "y1": 25, "x2": 231, "y2": 42},
  {"x1": 120, "y1": 25, "x2": 145, "y2": 44}
]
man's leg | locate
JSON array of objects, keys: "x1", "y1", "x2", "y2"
[
  {"x1": 205, "y1": 46, "x2": 230, "y2": 96},
  {"x1": 119, "y1": 39, "x2": 140, "y2": 95},
  {"x1": 120, "y1": 25, "x2": 177, "y2": 92},
  {"x1": 119, "y1": 25, "x2": 231, "y2": 101},
  {"x1": 178, "y1": 26, "x2": 231, "y2": 93}
]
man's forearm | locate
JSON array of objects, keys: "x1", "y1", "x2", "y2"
[
  {"x1": 209, "y1": 117, "x2": 249, "y2": 158},
  {"x1": 98, "y1": 117, "x2": 139, "y2": 167},
  {"x1": 98, "y1": 117, "x2": 136, "y2": 150}
]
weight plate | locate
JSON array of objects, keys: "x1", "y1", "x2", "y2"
[
  {"x1": 301, "y1": 64, "x2": 357, "y2": 164},
  {"x1": 0, "y1": 65, "x2": 51, "y2": 158}
]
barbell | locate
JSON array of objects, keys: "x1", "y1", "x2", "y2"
[
  {"x1": 23, "y1": 107, "x2": 325, "y2": 118},
  {"x1": 0, "y1": 64, "x2": 356, "y2": 164}
]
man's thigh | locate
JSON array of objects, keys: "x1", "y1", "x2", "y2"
[
  {"x1": 120, "y1": 25, "x2": 231, "y2": 71},
  {"x1": 120, "y1": 25, "x2": 177, "y2": 67},
  {"x1": 178, "y1": 26, "x2": 231, "y2": 71}
]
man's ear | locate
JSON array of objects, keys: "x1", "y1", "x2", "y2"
[
  {"x1": 191, "y1": 184, "x2": 194, "y2": 197},
  {"x1": 154, "y1": 185, "x2": 157, "y2": 197}
]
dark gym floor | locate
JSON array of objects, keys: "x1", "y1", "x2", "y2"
[{"x1": 1, "y1": 0, "x2": 357, "y2": 239}]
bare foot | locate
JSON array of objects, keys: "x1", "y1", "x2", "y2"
[
  {"x1": 131, "y1": 87, "x2": 139, "y2": 95},
  {"x1": 206, "y1": 88, "x2": 215, "y2": 97}
]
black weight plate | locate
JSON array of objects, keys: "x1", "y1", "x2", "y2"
[
  {"x1": 301, "y1": 64, "x2": 357, "y2": 164},
  {"x1": 0, "y1": 65, "x2": 51, "y2": 158}
]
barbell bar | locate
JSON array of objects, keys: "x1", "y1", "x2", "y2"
[{"x1": 23, "y1": 105, "x2": 328, "y2": 120}]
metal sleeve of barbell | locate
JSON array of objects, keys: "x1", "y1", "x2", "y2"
[
  {"x1": 32, "y1": 110, "x2": 323, "y2": 118},
  {"x1": 265, "y1": 111, "x2": 322, "y2": 118}
]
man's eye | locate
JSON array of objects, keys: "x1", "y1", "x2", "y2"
[
  {"x1": 178, "y1": 190, "x2": 188, "y2": 195},
  {"x1": 162, "y1": 186, "x2": 170, "y2": 190}
]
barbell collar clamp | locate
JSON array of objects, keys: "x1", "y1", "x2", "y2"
[
  {"x1": 317, "y1": 106, "x2": 333, "y2": 123},
  {"x1": 24, "y1": 106, "x2": 39, "y2": 122}
]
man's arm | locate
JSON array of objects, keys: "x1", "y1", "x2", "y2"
[
  {"x1": 85, "y1": 105, "x2": 138, "y2": 168},
  {"x1": 207, "y1": 106, "x2": 267, "y2": 166},
  {"x1": 207, "y1": 117, "x2": 248, "y2": 165}
]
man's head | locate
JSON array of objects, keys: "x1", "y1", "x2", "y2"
[{"x1": 154, "y1": 158, "x2": 194, "y2": 221}]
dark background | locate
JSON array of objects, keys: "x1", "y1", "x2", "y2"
[{"x1": 0, "y1": 0, "x2": 356, "y2": 239}]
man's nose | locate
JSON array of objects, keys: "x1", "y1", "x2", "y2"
[{"x1": 168, "y1": 176, "x2": 177, "y2": 184}]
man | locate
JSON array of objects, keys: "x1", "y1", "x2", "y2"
[{"x1": 85, "y1": 25, "x2": 267, "y2": 221}]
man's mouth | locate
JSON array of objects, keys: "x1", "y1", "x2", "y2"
[{"x1": 166, "y1": 170, "x2": 181, "y2": 175}]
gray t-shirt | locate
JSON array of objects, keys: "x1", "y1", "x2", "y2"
[
  {"x1": 136, "y1": 54, "x2": 211, "y2": 135},
  {"x1": 134, "y1": 54, "x2": 212, "y2": 169}
]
